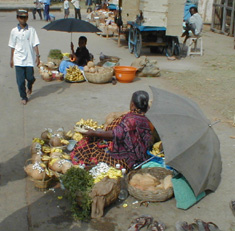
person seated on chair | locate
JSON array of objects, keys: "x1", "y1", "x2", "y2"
[
  {"x1": 181, "y1": 6, "x2": 203, "y2": 44},
  {"x1": 70, "y1": 90, "x2": 155, "y2": 171},
  {"x1": 71, "y1": 36, "x2": 91, "y2": 66}
]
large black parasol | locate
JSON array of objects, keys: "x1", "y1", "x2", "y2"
[
  {"x1": 146, "y1": 86, "x2": 222, "y2": 196},
  {"x1": 42, "y1": 18, "x2": 101, "y2": 33}
]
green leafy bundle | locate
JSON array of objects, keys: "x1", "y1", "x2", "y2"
[
  {"x1": 48, "y1": 49, "x2": 63, "y2": 60},
  {"x1": 61, "y1": 167, "x2": 94, "y2": 221}
]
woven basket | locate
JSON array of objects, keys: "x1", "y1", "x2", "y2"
[
  {"x1": 24, "y1": 159, "x2": 52, "y2": 190},
  {"x1": 84, "y1": 67, "x2": 114, "y2": 84},
  {"x1": 127, "y1": 167, "x2": 174, "y2": 202},
  {"x1": 29, "y1": 176, "x2": 52, "y2": 190},
  {"x1": 47, "y1": 57, "x2": 62, "y2": 67}
]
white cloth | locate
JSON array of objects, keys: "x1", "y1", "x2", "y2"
[
  {"x1": 71, "y1": 0, "x2": 80, "y2": 9},
  {"x1": 64, "y1": 0, "x2": 69, "y2": 9},
  {"x1": 8, "y1": 26, "x2": 40, "y2": 67},
  {"x1": 189, "y1": 13, "x2": 203, "y2": 35}
]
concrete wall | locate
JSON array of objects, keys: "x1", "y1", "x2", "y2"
[
  {"x1": 0, "y1": 0, "x2": 32, "y2": 3},
  {"x1": 198, "y1": 0, "x2": 214, "y2": 24}
]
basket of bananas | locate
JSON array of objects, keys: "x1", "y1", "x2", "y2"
[{"x1": 65, "y1": 66, "x2": 85, "y2": 83}]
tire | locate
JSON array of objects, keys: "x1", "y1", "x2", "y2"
[
  {"x1": 128, "y1": 27, "x2": 135, "y2": 53},
  {"x1": 134, "y1": 29, "x2": 142, "y2": 58},
  {"x1": 174, "y1": 43, "x2": 181, "y2": 57},
  {"x1": 165, "y1": 39, "x2": 175, "y2": 57}
]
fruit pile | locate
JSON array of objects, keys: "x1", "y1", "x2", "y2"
[
  {"x1": 149, "y1": 141, "x2": 164, "y2": 157},
  {"x1": 25, "y1": 119, "x2": 105, "y2": 184},
  {"x1": 65, "y1": 66, "x2": 84, "y2": 82},
  {"x1": 25, "y1": 128, "x2": 75, "y2": 182}
]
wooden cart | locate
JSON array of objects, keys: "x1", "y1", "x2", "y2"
[
  {"x1": 127, "y1": 21, "x2": 181, "y2": 57},
  {"x1": 121, "y1": 0, "x2": 185, "y2": 57}
]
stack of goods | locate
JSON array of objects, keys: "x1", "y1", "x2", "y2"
[
  {"x1": 24, "y1": 128, "x2": 74, "y2": 190},
  {"x1": 24, "y1": 118, "x2": 104, "y2": 189},
  {"x1": 61, "y1": 162, "x2": 122, "y2": 220},
  {"x1": 47, "y1": 49, "x2": 63, "y2": 66},
  {"x1": 83, "y1": 61, "x2": 114, "y2": 84},
  {"x1": 24, "y1": 119, "x2": 123, "y2": 219},
  {"x1": 39, "y1": 61, "x2": 63, "y2": 82},
  {"x1": 65, "y1": 66, "x2": 85, "y2": 82},
  {"x1": 87, "y1": 10, "x2": 118, "y2": 36}
]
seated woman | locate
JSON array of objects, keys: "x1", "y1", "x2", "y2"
[
  {"x1": 59, "y1": 36, "x2": 91, "y2": 75},
  {"x1": 70, "y1": 90, "x2": 154, "y2": 171}
]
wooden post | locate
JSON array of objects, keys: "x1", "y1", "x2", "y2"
[
  {"x1": 230, "y1": 0, "x2": 235, "y2": 36},
  {"x1": 106, "y1": 25, "x2": 109, "y2": 39},
  {"x1": 221, "y1": 0, "x2": 228, "y2": 33},
  {"x1": 211, "y1": 0, "x2": 216, "y2": 31},
  {"x1": 118, "y1": 26, "x2": 121, "y2": 47}
]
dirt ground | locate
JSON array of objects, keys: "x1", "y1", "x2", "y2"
[{"x1": 0, "y1": 8, "x2": 235, "y2": 231}]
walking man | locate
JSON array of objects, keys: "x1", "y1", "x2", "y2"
[
  {"x1": 44, "y1": 0, "x2": 51, "y2": 21},
  {"x1": 71, "y1": 0, "x2": 81, "y2": 20},
  {"x1": 8, "y1": 9, "x2": 40, "y2": 105},
  {"x1": 32, "y1": 0, "x2": 42, "y2": 20}
]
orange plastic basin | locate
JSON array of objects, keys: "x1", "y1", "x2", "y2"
[{"x1": 114, "y1": 66, "x2": 137, "y2": 83}]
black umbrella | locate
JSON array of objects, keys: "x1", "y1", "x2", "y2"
[
  {"x1": 42, "y1": 18, "x2": 101, "y2": 45},
  {"x1": 42, "y1": 18, "x2": 101, "y2": 33},
  {"x1": 146, "y1": 86, "x2": 222, "y2": 196}
]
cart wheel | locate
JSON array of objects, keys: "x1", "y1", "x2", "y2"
[
  {"x1": 128, "y1": 27, "x2": 135, "y2": 53},
  {"x1": 174, "y1": 43, "x2": 181, "y2": 56},
  {"x1": 166, "y1": 39, "x2": 175, "y2": 57},
  {"x1": 134, "y1": 29, "x2": 142, "y2": 58}
]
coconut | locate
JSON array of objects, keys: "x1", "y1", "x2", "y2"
[
  {"x1": 49, "y1": 136, "x2": 62, "y2": 147},
  {"x1": 30, "y1": 142, "x2": 41, "y2": 154},
  {"x1": 89, "y1": 67, "x2": 95, "y2": 73},
  {"x1": 41, "y1": 130, "x2": 51, "y2": 141},
  {"x1": 97, "y1": 67, "x2": 105, "y2": 73},
  {"x1": 61, "y1": 161, "x2": 73, "y2": 174},
  {"x1": 87, "y1": 61, "x2": 95, "y2": 68},
  {"x1": 24, "y1": 164, "x2": 34, "y2": 176},
  {"x1": 84, "y1": 65, "x2": 89, "y2": 72},
  {"x1": 31, "y1": 169, "x2": 47, "y2": 180},
  {"x1": 47, "y1": 61, "x2": 55, "y2": 69},
  {"x1": 50, "y1": 152, "x2": 62, "y2": 158},
  {"x1": 31, "y1": 154, "x2": 42, "y2": 163},
  {"x1": 49, "y1": 159, "x2": 63, "y2": 172}
]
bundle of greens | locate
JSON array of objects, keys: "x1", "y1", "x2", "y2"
[
  {"x1": 61, "y1": 167, "x2": 94, "y2": 221},
  {"x1": 48, "y1": 49, "x2": 63, "y2": 60}
]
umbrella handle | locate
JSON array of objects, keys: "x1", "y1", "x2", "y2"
[
  {"x1": 133, "y1": 150, "x2": 164, "y2": 169},
  {"x1": 209, "y1": 120, "x2": 220, "y2": 127}
]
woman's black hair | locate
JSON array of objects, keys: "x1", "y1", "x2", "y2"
[{"x1": 131, "y1": 90, "x2": 149, "y2": 112}]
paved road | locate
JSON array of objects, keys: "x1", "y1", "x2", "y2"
[{"x1": 0, "y1": 10, "x2": 234, "y2": 231}]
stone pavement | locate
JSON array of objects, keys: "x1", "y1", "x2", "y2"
[{"x1": 0, "y1": 9, "x2": 235, "y2": 231}]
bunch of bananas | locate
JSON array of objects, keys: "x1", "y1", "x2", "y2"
[
  {"x1": 94, "y1": 167, "x2": 122, "y2": 184},
  {"x1": 150, "y1": 141, "x2": 164, "y2": 157},
  {"x1": 51, "y1": 147, "x2": 63, "y2": 153},
  {"x1": 72, "y1": 132, "x2": 83, "y2": 141},
  {"x1": 66, "y1": 130, "x2": 73, "y2": 139},
  {"x1": 61, "y1": 139, "x2": 69, "y2": 145},
  {"x1": 32, "y1": 138, "x2": 44, "y2": 145},
  {"x1": 42, "y1": 145, "x2": 51, "y2": 154},
  {"x1": 75, "y1": 118, "x2": 104, "y2": 130},
  {"x1": 62, "y1": 153, "x2": 71, "y2": 160},
  {"x1": 65, "y1": 66, "x2": 84, "y2": 82}
]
